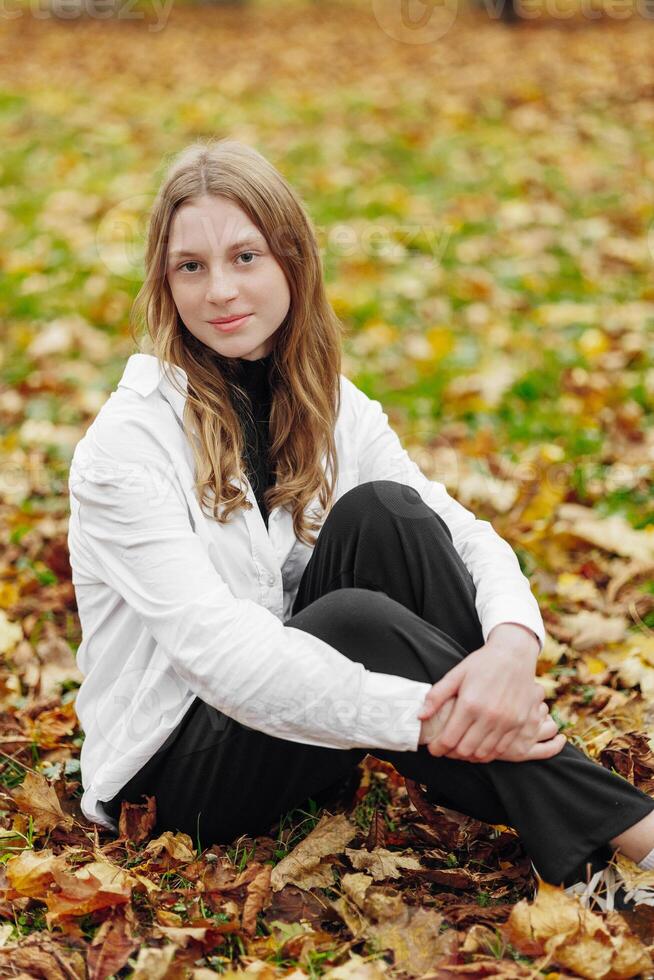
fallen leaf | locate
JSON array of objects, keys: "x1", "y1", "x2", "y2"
[
  {"x1": 344, "y1": 846, "x2": 423, "y2": 880},
  {"x1": 9, "y1": 771, "x2": 74, "y2": 834},
  {"x1": 270, "y1": 813, "x2": 357, "y2": 892},
  {"x1": 503, "y1": 879, "x2": 652, "y2": 978}
]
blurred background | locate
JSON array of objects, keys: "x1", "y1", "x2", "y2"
[{"x1": 2, "y1": 0, "x2": 654, "y2": 964}]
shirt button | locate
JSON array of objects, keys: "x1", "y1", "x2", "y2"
[{"x1": 267, "y1": 573, "x2": 275, "y2": 586}]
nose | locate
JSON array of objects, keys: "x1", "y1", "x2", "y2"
[{"x1": 205, "y1": 266, "x2": 239, "y2": 305}]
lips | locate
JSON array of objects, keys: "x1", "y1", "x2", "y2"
[
  {"x1": 209, "y1": 314, "x2": 251, "y2": 324},
  {"x1": 208, "y1": 314, "x2": 252, "y2": 333}
]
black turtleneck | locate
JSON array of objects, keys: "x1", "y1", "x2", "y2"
[{"x1": 229, "y1": 352, "x2": 275, "y2": 529}]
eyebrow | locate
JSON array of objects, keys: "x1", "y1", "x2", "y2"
[{"x1": 169, "y1": 234, "x2": 265, "y2": 261}]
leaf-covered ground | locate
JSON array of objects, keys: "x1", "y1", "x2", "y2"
[{"x1": 2, "y1": 0, "x2": 654, "y2": 976}]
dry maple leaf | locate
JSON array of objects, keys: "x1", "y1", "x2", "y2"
[
  {"x1": 241, "y1": 863, "x2": 273, "y2": 935},
  {"x1": 5, "y1": 847, "x2": 66, "y2": 899},
  {"x1": 115, "y1": 793, "x2": 157, "y2": 843},
  {"x1": 25, "y1": 701, "x2": 79, "y2": 753},
  {"x1": 141, "y1": 830, "x2": 196, "y2": 865},
  {"x1": 367, "y1": 905, "x2": 456, "y2": 975},
  {"x1": 270, "y1": 813, "x2": 357, "y2": 892},
  {"x1": 552, "y1": 505, "x2": 654, "y2": 563},
  {"x1": 334, "y1": 871, "x2": 456, "y2": 974},
  {"x1": 503, "y1": 879, "x2": 652, "y2": 978},
  {"x1": 45, "y1": 857, "x2": 135, "y2": 926},
  {"x1": 344, "y1": 846, "x2": 423, "y2": 881},
  {"x1": 598, "y1": 731, "x2": 654, "y2": 793},
  {"x1": 8, "y1": 770, "x2": 74, "y2": 834},
  {"x1": 86, "y1": 912, "x2": 140, "y2": 980},
  {"x1": 557, "y1": 609, "x2": 629, "y2": 651}
]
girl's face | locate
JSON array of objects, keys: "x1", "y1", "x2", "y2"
[{"x1": 166, "y1": 194, "x2": 291, "y2": 361}]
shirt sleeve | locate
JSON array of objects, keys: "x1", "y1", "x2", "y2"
[
  {"x1": 69, "y1": 442, "x2": 432, "y2": 754},
  {"x1": 345, "y1": 377, "x2": 546, "y2": 655}
]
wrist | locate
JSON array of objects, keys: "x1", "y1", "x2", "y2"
[{"x1": 487, "y1": 623, "x2": 540, "y2": 659}]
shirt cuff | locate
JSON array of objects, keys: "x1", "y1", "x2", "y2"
[
  {"x1": 481, "y1": 604, "x2": 546, "y2": 655},
  {"x1": 354, "y1": 671, "x2": 433, "y2": 752}
]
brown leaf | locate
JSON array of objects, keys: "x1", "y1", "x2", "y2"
[
  {"x1": 9, "y1": 771, "x2": 74, "y2": 834},
  {"x1": 552, "y1": 505, "x2": 654, "y2": 563},
  {"x1": 345, "y1": 845, "x2": 423, "y2": 881},
  {"x1": 502, "y1": 879, "x2": 653, "y2": 978},
  {"x1": 425, "y1": 866, "x2": 480, "y2": 890},
  {"x1": 87, "y1": 912, "x2": 139, "y2": 980},
  {"x1": 45, "y1": 857, "x2": 134, "y2": 925},
  {"x1": 341, "y1": 871, "x2": 376, "y2": 912},
  {"x1": 116, "y1": 794, "x2": 158, "y2": 844},
  {"x1": 35, "y1": 622, "x2": 84, "y2": 698},
  {"x1": 599, "y1": 732, "x2": 654, "y2": 793},
  {"x1": 130, "y1": 942, "x2": 178, "y2": 979},
  {"x1": 365, "y1": 806, "x2": 387, "y2": 851},
  {"x1": 0, "y1": 934, "x2": 86, "y2": 978},
  {"x1": 5, "y1": 847, "x2": 64, "y2": 898},
  {"x1": 270, "y1": 813, "x2": 357, "y2": 892},
  {"x1": 241, "y1": 862, "x2": 272, "y2": 935},
  {"x1": 26, "y1": 701, "x2": 78, "y2": 749},
  {"x1": 263, "y1": 883, "x2": 336, "y2": 929},
  {"x1": 404, "y1": 779, "x2": 486, "y2": 846},
  {"x1": 367, "y1": 904, "x2": 452, "y2": 975},
  {"x1": 558, "y1": 609, "x2": 629, "y2": 651},
  {"x1": 141, "y1": 830, "x2": 196, "y2": 865}
]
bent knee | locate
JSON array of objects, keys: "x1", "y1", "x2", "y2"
[
  {"x1": 332, "y1": 480, "x2": 453, "y2": 542},
  {"x1": 288, "y1": 586, "x2": 398, "y2": 650}
]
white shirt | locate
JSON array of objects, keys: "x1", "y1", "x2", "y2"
[{"x1": 67, "y1": 353, "x2": 546, "y2": 832}]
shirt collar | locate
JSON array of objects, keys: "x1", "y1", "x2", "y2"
[{"x1": 117, "y1": 353, "x2": 189, "y2": 426}]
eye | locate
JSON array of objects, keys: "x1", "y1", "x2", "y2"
[{"x1": 176, "y1": 252, "x2": 257, "y2": 273}]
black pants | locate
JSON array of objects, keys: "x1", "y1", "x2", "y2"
[{"x1": 100, "y1": 480, "x2": 654, "y2": 885}]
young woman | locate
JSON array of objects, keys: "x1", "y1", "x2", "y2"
[{"x1": 67, "y1": 138, "x2": 654, "y2": 901}]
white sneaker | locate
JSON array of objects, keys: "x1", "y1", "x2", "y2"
[{"x1": 532, "y1": 859, "x2": 654, "y2": 912}]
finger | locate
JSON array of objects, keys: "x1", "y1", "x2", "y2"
[
  {"x1": 451, "y1": 717, "x2": 498, "y2": 760},
  {"x1": 522, "y1": 702, "x2": 547, "y2": 738},
  {"x1": 473, "y1": 723, "x2": 522, "y2": 761},
  {"x1": 493, "y1": 727, "x2": 519, "y2": 757},
  {"x1": 419, "y1": 697, "x2": 456, "y2": 744},
  {"x1": 537, "y1": 716, "x2": 558, "y2": 741},
  {"x1": 533, "y1": 684, "x2": 546, "y2": 704},
  {"x1": 417, "y1": 666, "x2": 464, "y2": 720},
  {"x1": 521, "y1": 708, "x2": 543, "y2": 741},
  {"x1": 426, "y1": 695, "x2": 477, "y2": 756},
  {"x1": 524, "y1": 734, "x2": 567, "y2": 761}
]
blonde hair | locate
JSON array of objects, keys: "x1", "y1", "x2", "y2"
[{"x1": 131, "y1": 138, "x2": 344, "y2": 547}]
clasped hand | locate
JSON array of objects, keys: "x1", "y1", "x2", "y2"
[{"x1": 417, "y1": 637, "x2": 566, "y2": 764}]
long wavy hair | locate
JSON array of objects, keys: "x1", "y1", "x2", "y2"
[{"x1": 130, "y1": 138, "x2": 345, "y2": 548}]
